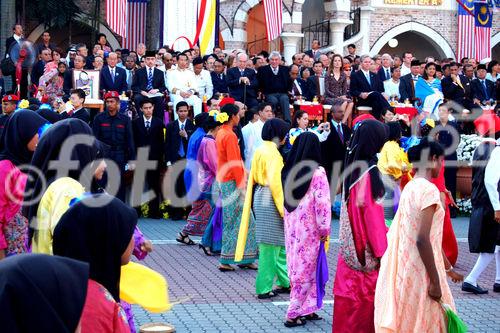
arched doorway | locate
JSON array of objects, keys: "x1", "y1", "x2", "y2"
[
  {"x1": 492, "y1": 32, "x2": 500, "y2": 60},
  {"x1": 370, "y1": 22, "x2": 455, "y2": 60},
  {"x1": 247, "y1": 3, "x2": 269, "y2": 54}
]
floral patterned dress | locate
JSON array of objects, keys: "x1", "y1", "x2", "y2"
[{"x1": 284, "y1": 167, "x2": 331, "y2": 319}]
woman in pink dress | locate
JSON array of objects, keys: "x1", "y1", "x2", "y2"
[
  {"x1": 282, "y1": 132, "x2": 331, "y2": 327},
  {"x1": 333, "y1": 120, "x2": 388, "y2": 333},
  {"x1": 374, "y1": 138, "x2": 463, "y2": 332}
]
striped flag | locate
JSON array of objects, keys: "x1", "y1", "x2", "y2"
[
  {"x1": 197, "y1": 0, "x2": 220, "y2": 55},
  {"x1": 457, "y1": 0, "x2": 475, "y2": 61},
  {"x1": 263, "y1": 0, "x2": 283, "y2": 41},
  {"x1": 124, "y1": 0, "x2": 148, "y2": 50},
  {"x1": 474, "y1": 2, "x2": 492, "y2": 61},
  {"x1": 106, "y1": 0, "x2": 128, "y2": 37}
]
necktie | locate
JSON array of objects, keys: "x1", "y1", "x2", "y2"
[
  {"x1": 220, "y1": 73, "x2": 223, "y2": 80},
  {"x1": 336, "y1": 123, "x2": 344, "y2": 144},
  {"x1": 366, "y1": 72, "x2": 371, "y2": 86},
  {"x1": 412, "y1": 75, "x2": 418, "y2": 81},
  {"x1": 482, "y1": 80, "x2": 489, "y2": 100},
  {"x1": 178, "y1": 124, "x2": 185, "y2": 157},
  {"x1": 240, "y1": 70, "x2": 244, "y2": 77},
  {"x1": 147, "y1": 68, "x2": 153, "y2": 90},
  {"x1": 145, "y1": 120, "x2": 150, "y2": 132},
  {"x1": 273, "y1": 68, "x2": 278, "y2": 75},
  {"x1": 386, "y1": 68, "x2": 390, "y2": 80}
]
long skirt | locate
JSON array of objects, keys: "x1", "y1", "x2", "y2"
[
  {"x1": 183, "y1": 194, "x2": 213, "y2": 236},
  {"x1": 219, "y1": 180, "x2": 258, "y2": 265},
  {"x1": 3, "y1": 211, "x2": 29, "y2": 256},
  {"x1": 201, "y1": 195, "x2": 222, "y2": 253}
]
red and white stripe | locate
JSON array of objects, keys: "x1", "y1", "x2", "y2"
[
  {"x1": 106, "y1": 0, "x2": 128, "y2": 37},
  {"x1": 474, "y1": 26, "x2": 491, "y2": 61},
  {"x1": 457, "y1": 14, "x2": 475, "y2": 60},
  {"x1": 263, "y1": 0, "x2": 283, "y2": 42},
  {"x1": 124, "y1": 1, "x2": 148, "y2": 50}
]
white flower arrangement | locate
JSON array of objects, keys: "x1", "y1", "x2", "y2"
[
  {"x1": 456, "y1": 197, "x2": 472, "y2": 215},
  {"x1": 456, "y1": 134, "x2": 482, "y2": 164}
]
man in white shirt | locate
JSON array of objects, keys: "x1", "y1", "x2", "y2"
[
  {"x1": 167, "y1": 53, "x2": 202, "y2": 120},
  {"x1": 192, "y1": 57, "x2": 213, "y2": 100},
  {"x1": 400, "y1": 51, "x2": 413, "y2": 76},
  {"x1": 242, "y1": 102, "x2": 274, "y2": 170}
]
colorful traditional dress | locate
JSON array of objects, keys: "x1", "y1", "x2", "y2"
[
  {"x1": 374, "y1": 178, "x2": 455, "y2": 332},
  {"x1": 285, "y1": 167, "x2": 331, "y2": 319},
  {"x1": 238, "y1": 141, "x2": 290, "y2": 294},
  {"x1": 216, "y1": 124, "x2": 257, "y2": 264},
  {"x1": 415, "y1": 77, "x2": 443, "y2": 118},
  {"x1": 333, "y1": 171, "x2": 387, "y2": 333}
]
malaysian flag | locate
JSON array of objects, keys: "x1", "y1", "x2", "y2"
[
  {"x1": 474, "y1": 2, "x2": 493, "y2": 61},
  {"x1": 124, "y1": 0, "x2": 148, "y2": 50},
  {"x1": 457, "y1": 0, "x2": 475, "y2": 61},
  {"x1": 263, "y1": 0, "x2": 283, "y2": 41},
  {"x1": 106, "y1": 0, "x2": 128, "y2": 37}
]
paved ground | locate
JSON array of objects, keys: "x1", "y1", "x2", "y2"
[{"x1": 132, "y1": 217, "x2": 500, "y2": 333}]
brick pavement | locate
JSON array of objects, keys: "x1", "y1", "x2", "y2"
[{"x1": 133, "y1": 218, "x2": 500, "y2": 333}]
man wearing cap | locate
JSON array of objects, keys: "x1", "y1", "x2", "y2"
[
  {"x1": 399, "y1": 59, "x2": 421, "y2": 104},
  {"x1": 0, "y1": 94, "x2": 19, "y2": 138},
  {"x1": 132, "y1": 50, "x2": 167, "y2": 120},
  {"x1": 92, "y1": 91, "x2": 136, "y2": 202},
  {"x1": 471, "y1": 64, "x2": 496, "y2": 106},
  {"x1": 167, "y1": 53, "x2": 202, "y2": 120}
]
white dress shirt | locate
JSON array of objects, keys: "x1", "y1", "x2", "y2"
[
  {"x1": 485, "y1": 139, "x2": 500, "y2": 211},
  {"x1": 194, "y1": 69, "x2": 214, "y2": 100},
  {"x1": 167, "y1": 67, "x2": 198, "y2": 94},
  {"x1": 400, "y1": 64, "x2": 411, "y2": 76},
  {"x1": 384, "y1": 79, "x2": 401, "y2": 99}
]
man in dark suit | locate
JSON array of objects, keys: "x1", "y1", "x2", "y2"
[
  {"x1": 306, "y1": 61, "x2": 325, "y2": 101},
  {"x1": 399, "y1": 59, "x2": 421, "y2": 103},
  {"x1": 471, "y1": 64, "x2": 496, "y2": 106},
  {"x1": 211, "y1": 58, "x2": 229, "y2": 97},
  {"x1": 31, "y1": 48, "x2": 52, "y2": 87},
  {"x1": 132, "y1": 98, "x2": 165, "y2": 218},
  {"x1": 165, "y1": 101, "x2": 195, "y2": 220},
  {"x1": 350, "y1": 55, "x2": 390, "y2": 119},
  {"x1": 227, "y1": 53, "x2": 259, "y2": 109},
  {"x1": 257, "y1": 51, "x2": 291, "y2": 121},
  {"x1": 61, "y1": 89, "x2": 91, "y2": 123},
  {"x1": 288, "y1": 64, "x2": 312, "y2": 101},
  {"x1": 4, "y1": 24, "x2": 24, "y2": 92},
  {"x1": 377, "y1": 53, "x2": 393, "y2": 82},
  {"x1": 441, "y1": 62, "x2": 474, "y2": 110},
  {"x1": 321, "y1": 100, "x2": 352, "y2": 185},
  {"x1": 304, "y1": 39, "x2": 321, "y2": 61},
  {"x1": 63, "y1": 55, "x2": 86, "y2": 98},
  {"x1": 132, "y1": 50, "x2": 167, "y2": 120},
  {"x1": 100, "y1": 52, "x2": 128, "y2": 94}
]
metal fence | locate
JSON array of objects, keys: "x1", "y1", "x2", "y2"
[
  {"x1": 344, "y1": 7, "x2": 361, "y2": 41},
  {"x1": 301, "y1": 20, "x2": 330, "y2": 51}
]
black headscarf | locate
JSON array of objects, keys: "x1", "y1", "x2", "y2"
[
  {"x1": 53, "y1": 194, "x2": 137, "y2": 301},
  {"x1": 0, "y1": 110, "x2": 47, "y2": 166},
  {"x1": 261, "y1": 118, "x2": 290, "y2": 142},
  {"x1": 282, "y1": 132, "x2": 322, "y2": 212},
  {"x1": 23, "y1": 118, "x2": 103, "y2": 222},
  {"x1": 343, "y1": 119, "x2": 388, "y2": 201},
  {"x1": 0, "y1": 253, "x2": 88, "y2": 333},
  {"x1": 386, "y1": 121, "x2": 402, "y2": 141}
]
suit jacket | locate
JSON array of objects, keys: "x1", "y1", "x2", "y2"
[
  {"x1": 306, "y1": 75, "x2": 324, "y2": 100},
  {"x1": 349, "y1": 69, "x2": 384, "y2": 98},
  {"x1": 211, "y1": 71, "x2": 229, "y2": 95},
  {"x1": 305, "y1": 49, "x2": 321, "y2": 61},
  {"x1": 5, "y1": 36, "x2": 19, "y2": 54},
  {"x1": 321, "y1": 122, "x2": 352, "y2": 182},
  {"x1": 226, "y1": 67, "x2": 258, "y2": 101},
  {"x1": 165, "y1": 119, "x2": 195, "y2": 164},
  {"x1": 399, "y1": 73, "x2": 416, "y2": 102},
  {"x1": 100, "y1": 66, "x2": 128, "y2": 94},
  {"x1": 63, "y1": 68, "x2": 74, "y2": 96},
  {"x1": 290, "y1": 78, "x2": 312, "y2": 101},
  {"x1": 471, "y1": 78, "x2": 496, "y2": 102},
  {"x1": 132, "y1": 115, "x2": 165, "y2": 164},
  {"x1": 377, "y1": 66, "x2": 392, "y2": 82},
  {"x1": 257, "y1": 65, "x2": 290, "y2": 95},
  {"x1": 132, "y1": 66, "x2": 167, "y2": 94},
  {"x1": 442, "y1": 75, "x2": 469, "y2": 102},
  {"x1": 31, "y1": 60, "x2": 46, "y2": 86},
  {"x1": 71, "y1": 108, "x2": 91, "y2": 124}
]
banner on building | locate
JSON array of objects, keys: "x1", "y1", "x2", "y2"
[
  {"x1": 474, "y1": 1, "x2": 492, "y2": 60},
  {"x1": 123, "y1": 0, "x2": 148, "y2": 50}
]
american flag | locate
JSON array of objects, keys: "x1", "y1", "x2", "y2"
[
  {"x1": 457, "y1": 0, "x2": 475, "y2": 61},
  {"x1": 474, "y1": 2, "x2": 492, "y2": 61},
  {"x1": 124, "y1": 0, "x2": 148, "y2": 50},
  {"x1": 263, "y1": 0, "x2": 283, "y2": 41},
  {"x1": 106, "y1": 0, "x2": 128, "y2": 37}
]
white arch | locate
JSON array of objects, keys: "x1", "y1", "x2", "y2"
[
  {"x1": 492, "y1": 32, "x2": 500, "y2": 48},
  {"x1": 27, "y1": 19, "x2": 121, "y2": 50},
  {"x1": 369, "y1": 22, "x2": 455, "y2": 59}
]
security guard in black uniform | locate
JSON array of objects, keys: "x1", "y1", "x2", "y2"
[{"x1": 92, "y1": 91, "x2": 135, "y2": 201}]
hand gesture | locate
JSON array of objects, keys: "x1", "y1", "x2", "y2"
[
  {"x1": 140, "y1": 239, "x2": 153, "y2": 253},
  {"x1": 179, "y1": 128, "x2": 188, "y2": 138}
]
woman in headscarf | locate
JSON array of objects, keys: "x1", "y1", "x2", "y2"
[
  {"x1": 0, "y1": 110, "x2": 47, "y2": 259},
  {"x1": 282, "y1": 132, "x2": 331, "y2": 327},
  {"x1": 332, "y1": 120, "x2": 388, "y2": 333},
  {"x1": 237, "y1": 118, "x2": 290, "y2": 299},
  {"x1": 216, "y1": 103, "x2": 258, "y2": 271},
  {"x1": 0, "y1": 253, "x2": 131, "y2": 333}
]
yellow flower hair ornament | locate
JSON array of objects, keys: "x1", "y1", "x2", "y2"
[
  {"x1": 18, "y1": 99, "x2": 29, "y2": 109},
  {"x1": 208, "y1": 109, "x2": 219, "y2": 117},
  {"x1": 216, "y1": 112, "x2": 229, "y2": 123}
]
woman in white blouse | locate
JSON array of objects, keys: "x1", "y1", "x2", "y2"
[
  {"x1": 285, "y1": 110, "x2": 330, "y2": 152},
  {"x1": 383, "y1": 66, "x2": 401, "y2": 101}
]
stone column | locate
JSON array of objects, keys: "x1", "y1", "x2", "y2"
[
  {"x1": 281, "y1": 32, "x2": 304, "y2": 65},
  {"x1": 324, "y1": 0, "x2": 352, "y2": 54},
  {"x1": 146, "y1": 0, "x2": 161, "y2": 49},
  {"x1": 359, "y1": 6, "x2": 375, "y2": 55},
  {"x1": 0, "y1": 0, "x2": 15, "y2": 59}
]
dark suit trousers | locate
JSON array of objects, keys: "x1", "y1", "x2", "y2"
[
  {"x1": 170, "y1": 160, "x2": 189, "y2": 220},
  {"x1": 266, "y1": 93, "x2": 290, "y2": 121},
  {"x1": 146, "y1": 169, "x2": 162, "y2": 217},
  {"x1": 134, "y1": 95, "x2": 164, "y2": 120},
  {"x1": 357, "y1": 91, "x2": 390, "y2": 120}
]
